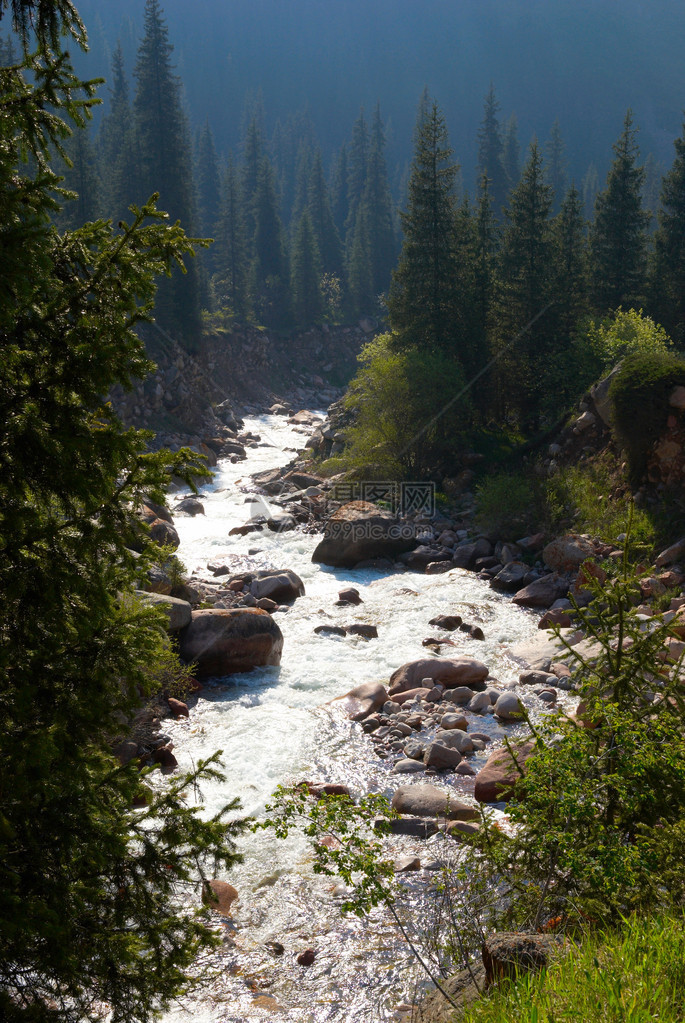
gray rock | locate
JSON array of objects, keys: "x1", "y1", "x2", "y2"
[
  {"x1": 334, "y1": 680, "x2": 388, "y2": 722},
  {"x1": 423, "y1": 742, "x2": 463, "y2": 769},
  {"x1": 439, "y1": 712, "x2": 468, "y2": 731},
  {"x1": 391, "y1": 783, "x2": 477, "y2": 821},
  {"x1": 467, "y1": 691, "x2": 492, "y2": 713},
  {"x1": 136, "y1": 591, "x2": 192, "y2": 631},
  {"x1": 434, "y1": 729, "x2": 474, "y2": 754},
  {"x1": 443, "y1": 686, "x2": 475, "y2": 706},
  {"x1": 494, "y1": 692, "x2": 525, "y2": 721},
  {"x1": 391, "y1": 759, "x2": 426, "y2": 774}
]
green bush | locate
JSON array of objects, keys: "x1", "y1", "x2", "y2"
[
  {"x1": 609, "y1": 348, "x2": 685, "y2": 483},
  {"x1": 584, "y1": 308, "x2": 673, "y2": 375},
  {"x1": 474, "y1": 471, "x2": 541, "y2": 538},
  {"x1": 340, "y1": 332, "x2": 471, "y2": 480}
]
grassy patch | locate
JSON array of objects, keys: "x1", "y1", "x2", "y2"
[{"x1": 460, "y1": 913, "x2": 685, "y2": 1023}]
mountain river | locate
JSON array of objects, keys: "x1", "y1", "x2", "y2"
[{"x1": 158, "y1": 412, "x2": 557, "y2": 1023}]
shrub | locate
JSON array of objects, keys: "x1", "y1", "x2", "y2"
[
  {"x1": 584, "y1": 308, "x2": 673, "y2": 375},
  {"x1": 609, "y1": 348, "x2": 685, "y2": 483}
]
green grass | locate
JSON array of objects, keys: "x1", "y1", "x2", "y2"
[{"x1": 460, "y1": 913, "x2": 685, "y2": 1023}]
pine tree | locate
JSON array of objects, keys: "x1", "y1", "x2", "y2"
[
  {"x1": 643, "y1": 152, "x2": 664, "y2": 234},
  {"x1": 546, "y1": 119, "x2": 567, "y2": 215},
  {"x1": 134, "y1": 0, "x2": 202, "y2": 348},
  {"x1": 290, "y1": 139, "x2": 313, "y2": 231},
  {"x1": 502, "y1": 113, "x2": 521, "y2": 192},
  {"x1": 477, "y1": 85, "x2": 509, "y2": 217},
  {"x1": 291, "y1": 210, "x2": 323, "y2": 326},
  {"x1": 650, "y1": 119, "x2": 685, "y2": 345},
  {"x1": 363, "y1": 103, "x2": 397, "y2": 299},
  {"x1": 492, "y1": 140, "x2": 554, "y2": 430},
  {"x1": 589, "y1": 110, "x2": 649, "y2": 313},
  {"x1": 388, "y1": 100, "x2": 462, "y2": 357},
  {"x1": 213, "y1": 156, "x2": 249, "y2": 319},
  {"x1": 98, "y1": 42, "x2": 140, "y2": 224},
  {"x1": 471, "y1": 173, "x2": 498, "y2": 415}
]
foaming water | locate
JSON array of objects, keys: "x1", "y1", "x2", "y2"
[{"x1": 159, "y1": 414, "x2": 548, "y2": 1023}]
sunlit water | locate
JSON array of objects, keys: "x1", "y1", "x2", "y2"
[{"x1": 158, "y1": 414, "x2": 556, "y2": 1023}]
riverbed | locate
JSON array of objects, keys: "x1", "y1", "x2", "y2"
[{"x1": 159, "y1": 412, "x2": 547, "y2": 1023}]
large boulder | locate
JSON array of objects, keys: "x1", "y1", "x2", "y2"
[
  {"x1": 473, "y1": 741, "x2": 535, "y2": 803},
  {"x1": 149, "y1": 518, "x2": 180, "y2": 549},
  {"x1": 311, "y1": 501, "x2": 417, "y2": 568},
  {"x1": 391, "y1": 783, "x2": 478, "y2": 821},
  {"x1": 333, "y1": 680, "x2": 388, "y2": 721},
  {"x1": 512, "y1": 573, "x2": 569, "y2": 608},
  {"x1": 249, "y1": 569, "x2": 305, "y2": 603},
  {"x1": 490, "y1": 562, "x2": 529, "y2": 592},
  {"x1": 388, "y1": 657, "x2": 489, "y2": 697},
  {"x1": 179, "y1": 609, "x2": 283, "y2": 678},
  {"x1": 542, "y1": 534, "x2": 596, "y2": 573},
  {"x1": 136, "y1": 591, "x2": 192, "y2": 631}
]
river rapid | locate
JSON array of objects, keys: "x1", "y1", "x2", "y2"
[{"x1": 159, "y1": 412, "x2": 546, "y2": 1023}]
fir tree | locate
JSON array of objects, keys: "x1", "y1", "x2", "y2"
[
  {"x1": 213, "y1": 156, "x2": 249, "y2": 319},
  {"x1": 196, "y1": 120, "x2": 221, "y2": 238},
  {"x1": 492, "y1": 140, "x2": 554, "y2": 430},
  {"x1": 134, "y1": 0, "x2": 202, "y2": 348},
  {"x1": 241, "y1": 114, "x2": 264, "y2": 242},
  {"x1": 643, "y1": 152, "x2": 664, "y2": 234},
  {"x1": 250, "y1": 158, "x2": 290, "y2": 327},
  {"x1": 650, "y1": 119, "x2": 685, "y2": 345},
  {"x1": 477, "y1": 85, "x2": 509, "y2": 217},
  {"x1": 502, "y1": 113, "x2": 521, "y2": 192},
  {"x1": 344, "y1": 107, "x2": 369, "y2": 242},
  {"x1": 329, "y1": 143, "x2": 349, "y2": 237},
  {"x1": 98, "y1": 41, "x2": 140, "y2": 224},
  {"x1": 291, "y1": 210, "x2": 323, "y2": 326},
  {"x1": 546, "y1": 119, "x2": 567, "y2": 214},
  {"x1": 388, "y1": 99, "x2": 462, "y2": 357},
  {"x1": 0, "y1": 40, "x2": 243, "y2": 1023},
  {"x1": 290, "y1": 139, "x2": 313, "y2": 231},
  {"x1": 589, "y1": 110, "x2": 649, "y2": 313},
  {"x1": 582, "y1": 162, "x2": 600, "y2": 220},
  {"x1": 307, "y1": 148, "x2": 343, "y2": 277},
  {"x1": 346, "y1": 201, "x2": 373, "y2": 315},
  {"x1": 363, "y1": 103, "x2": 397, "y2": 299},
  {"x1": 55, "y1": 122, "x2": 101, "y2": 229},
  {"x1": 550, "y1": 183, "x2": 590, "y2": 402}
]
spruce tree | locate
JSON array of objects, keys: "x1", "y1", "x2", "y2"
[
  {"x1": 0, "y1": 39, "x2": 244, "y2": 1023},
  {"x1": 213, "y1": 156, "x2": 249, "y2": 319},
  {"x1": 582, "y1": 162, "x2": 600, "y2": 219},
  {"x1": 650, "y1": 118, "x2": 685, "y2": 345},
  {"x1": 250, "y1": 157, "x2": 290, "y2": 327},
  {"x1": 241, "y1": 114, "x2": 264, "y2": 241},
  {"x1": 550, "y1": 184, "x2": 590, "y2": 402},
  {"x1": 344, "y1": 107, "x2": 369, "y2": 243},
  {"x1": 492, "y1": 140, "x2": 554, "y2": 430},
  {"x1": 291, "y1": 210, "x2": 323, "y2": 326},
  {"x1": 98, "y1": 42, "x2": 140, "y2": 224},
  {"x1": 329, "y1": 143, "x2": 349, "y2": 237},
  {"x1": 307, "y1": 148, "x2": 343, "y2": 278},
  {"x1": 388, "y1": 100, "x2": 461, "y2": 357},
  {"x1": 477, "y1": 85, "x2": 509, "y2": 217},
  {"x1": 55, "y1": 122, "x2": 101, "y2": 229},
  {"x1": 589, "y1": 110, "x2": 649, "y2": 314},
  {"x1": 546, "y1": 119, "x2": 567, "y2": 215},
  {"x1": 196, "y1": 120, "x2": 221, "y2": 238},
  {"x1": 346, "y1": 202, "x2": 373, "y2": 315},
  {"x1": 134, "y1": 0, "x2": 202, "y2": 348},
  {"x1": 502, "y1": 113, "x2": 521, "y2": 192},
  {"x1": 363, "y1": 103, "x2": 397, "y2": 299}
]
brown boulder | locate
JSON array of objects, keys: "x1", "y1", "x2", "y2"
[
  {"x1": 149, "y1": 518, "x2": 180, "y2": 549},
  {"x1": 311, "y1": 501, "x2": 417, "y2": 568},
  {"x1": 474, "y1": 741, "x2": 535, "y2": 803},
  {"x1": 542, "y1": 534, "x2": 596, "y2": 573},
  {"x1": 388, "y1": 657, "x2": 488, "y2": 696},
  {"x1": 391, "y1": 783, "x2": 478, "y2": 821},
  {"x1": 482, "y1": 932, "x2": 563, "y2": 987},
  {"x1": 512, "y1": 573, "x2": 568, "y2": 608},
  {"x1": 179, "y1": 608, "x2": 283, "y2": 679},
  {"x1": 249, "y1": 569, "x2": 305, "y2": 603},
  {"x1": 333, "y1": 680, "x2": 388, "y2": 721},
  {"x1": 202, "y1": 880, "x2": 239, "y2": 916}
]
